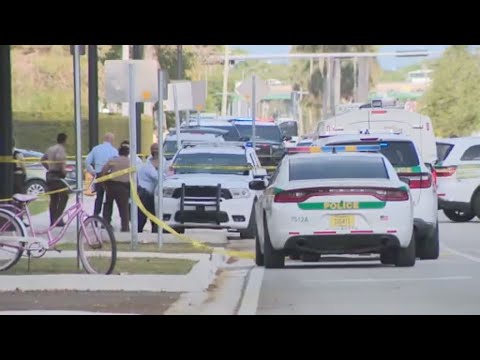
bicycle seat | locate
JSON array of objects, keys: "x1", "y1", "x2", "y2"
[{"x1": 13, "y1": 194, "x2": 38, "y2": 203}]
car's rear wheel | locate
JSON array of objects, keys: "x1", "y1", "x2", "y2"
[
  {"x1": 419, "y1": 221, "x2": 439, "y2": 260},
  {"x1": 471, "y1": 191, "x2": 480, "y2": 219},
  {"x1": 394, "y1": 232, "x2": 416, "y2": 267},
  {"x1": 240, "y1": 204, "x2": 256, "y2": 239},
  {"x1": 263, "y1": 216, "x2": 285, "y2": 269},
  {"x1": 443, "y1": 209, "x2": 475, "y2": 222},
  {"x1": 380, "y1": 249, "x2": 395, "y2": 265}
]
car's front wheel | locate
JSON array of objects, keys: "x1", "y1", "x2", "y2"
[
  {"x1": 24, "y1": 179, "x2": 47, "y2": 196},
  {"x1": 443, "y1": 209, "x2": 475, "y2": 222}
]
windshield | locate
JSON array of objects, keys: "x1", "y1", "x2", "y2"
[
  {"x1": 331, "y1": 141, "x2": 420, "y2": 167},
  {"x1": 279, "y1": 121, "x2": 298, "y2": 137},
  {"x1": 163, "y1": 141, "x2": 178, "y2": 160},
  {"x1": 172, "y1": 153, "x2": 251, "y2": 175},
  {"x1": 436, "y1": 142, "x2": 454, "y2": 162},
  {"x1": 290, "y1": 156, "x2": 389, "y2": 181},
  {"x1": 235, "y1": 124, "x2": 283, "y2": 142}
]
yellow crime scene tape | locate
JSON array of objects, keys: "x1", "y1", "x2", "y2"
[{"x1": 0, "y1": 156, "x2": 255, "y2": 259}]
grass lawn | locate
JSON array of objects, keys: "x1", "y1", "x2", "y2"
[
  {"x1": 57, "y1": 242, "x2": 214, "y2": 254},
  {"x1": 1, "y1": 257, "x2": 197, "y2": 275},
  {"x1": 28, "y1": 200, "x2": 49, "y2": 216}
]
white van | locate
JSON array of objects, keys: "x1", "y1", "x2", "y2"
[{"x1": 316, "y1": 108, "x2": 437, "y2": 165}]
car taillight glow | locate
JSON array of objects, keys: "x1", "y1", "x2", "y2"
[
  {"x1": 435, "y1": 166, "x2": 457, "y2": 177},
  {"x1": 273, "y1": 187, "x2": 409, "y2": 203},
  {"x1": 398, "y1": 173, "x2": 432, "y2": 189},
  {"x1": 65, "y1": 165, "x2": 74, "y2": 172},
  {"x1": 371, "y1": 110, "x2": 387, "y2": 114}
]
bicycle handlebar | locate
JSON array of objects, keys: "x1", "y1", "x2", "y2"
[{"x1": 60, "y1": 179, "x2": 84, "y2": 194}]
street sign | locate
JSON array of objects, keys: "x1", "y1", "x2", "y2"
[
  {"x1": 237, "y1": 75, "x2": 269, "y2": 103},
  {"x1": 191, "y1": 80, "x2": 207, "y2": 112},
  {"x1": 165, "y1": 81, "x2": 193, "y2": 111},
  {"x1": 105, "y1": 60, "x2": 159, "y2": 103}
]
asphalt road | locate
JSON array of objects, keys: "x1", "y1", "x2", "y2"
[{"x1": 255, "y1": 213, "x2": 480, "y2": 315}]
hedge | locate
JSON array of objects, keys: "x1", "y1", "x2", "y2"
[{"x1": 12, "y1": 112, "x2": 154, "y2": 156}]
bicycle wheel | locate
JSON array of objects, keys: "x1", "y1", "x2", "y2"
[
  {"x1": 78, "y1": 215, "x2": 117, "y2": 274},
  {"x1": 0, "y1": 209, "x2": 26, "y2": 271}
]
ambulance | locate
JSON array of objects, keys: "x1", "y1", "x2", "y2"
[{"x1": 316, "y1": 101, "x2": 437, "y2": 165}]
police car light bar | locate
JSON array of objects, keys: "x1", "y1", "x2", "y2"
[{"x1": 287, "y1": 145, "x2": 382, "y2": 154}]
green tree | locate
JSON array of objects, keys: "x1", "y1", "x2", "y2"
[{"x1": 420, "y1": 45, "x2": 480, "y2": 137}]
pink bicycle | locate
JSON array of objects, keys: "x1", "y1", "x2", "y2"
[{"x1": 0, "y1": 179, "x2": 117, "y2": 274}]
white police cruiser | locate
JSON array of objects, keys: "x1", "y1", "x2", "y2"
[
  {"x1": 250, "y1": 145, "x2": 415, "y2": 269},
  {"x1": 314, "y1": 133, "x2": 439, "y2": 261},
  {"x1": 156, "y1": 142, "x2": 266, "y2": 238},
  {"x1": 436, "y1": 137, "x2": 480, "y2": 222}
]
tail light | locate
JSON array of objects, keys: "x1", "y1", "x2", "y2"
[
  {"x1": 65, "y1": 165, "x2": 74, "y2": 172},
  {"x1": 435, "y1": 166, "x2": 457, "y2": 177},
  {"x1": 273, "y1": 187, "x2": 409, "y2": 203},
  {"x1": 398, "y1": 173, "x2": 432, "y2": 189}
]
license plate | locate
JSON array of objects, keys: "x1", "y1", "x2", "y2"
[{"x1": 329, "y1": 215, "x2": 355, "y2": 229}]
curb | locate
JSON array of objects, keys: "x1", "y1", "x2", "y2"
[{"x1": 0, "y1": 251, "x2": 229, "y2": 293}]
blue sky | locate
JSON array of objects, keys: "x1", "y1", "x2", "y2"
[{"x1": 230, "y1": 45, "x2": 452, "y2": 70}]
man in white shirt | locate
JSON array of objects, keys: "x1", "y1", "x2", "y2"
[
  {"x1": 85, "y1": 133, "x2": 118, "y2": 216},
  {"x1": 137, "y1": 143, "x2": 165, "y2": 233}
]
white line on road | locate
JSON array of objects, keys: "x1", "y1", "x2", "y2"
[
  {"x1": 303, "y1": 276, "x2": 472, "y2": 284},
  {"x1": 442, "y1": 244, "x2": 480, "y2": 263},
  {"x1": 237, "y1": 267, "x2": 264, "y2": 315}
]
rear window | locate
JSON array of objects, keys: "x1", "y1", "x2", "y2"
[
  {"x1": 289, "y1": 156, "x2": 389, "y2": 181},
  {"x1": 204, "y1": 125, "x2": 240, "y2": 141},
  {"x1": 331, "y1": 141, "x2": 419, "y2": 167},
  {"x1": 173, "y1": 153, "x2": 250, "y2": 175},
  {"x1": 436, "y1": 143, "x2": 454, "y2": 161}
]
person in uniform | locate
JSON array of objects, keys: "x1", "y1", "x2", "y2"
[
  {"x1": 85, "y1": 133, "x2": 118, "y2": 216},
  {"x1": 137, "y1": 143, "x2": 163, "y2": 233},
  {"x1": 41, "y1": 133, "x2": 68, "y2": 227},
  {"x1": 12, "y1": 139, "x2": 26, "y2": 194},
  {"x1": 101, "y1": 145, "x2": 131, "y2": 232}
]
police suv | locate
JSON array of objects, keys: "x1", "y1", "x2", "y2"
[
  {"x1": 156, "y1": 142, "x2": 266, "y2": 238},
  {"x1": 250, "y1": 145, "x2": 415, "y2": 268},
  {"x1": 436, "y1": 137, "x2": 480, "y2": 222},
  {"x1": 314, "y1": 133, "x2": 439, "y2": 261}
]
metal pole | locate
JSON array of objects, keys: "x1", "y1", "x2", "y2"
[
  {"x1": 128, "y1": 62, "x2": 138, "y2": 250},
  {"x1": 0, "y1": 46, "x2": 13, "y2": 201},
  {"x1": 221, "y1": 45, "x2": 230, "y2": 116},
  {"x1": 353, "y1": 57, "x2": 357, "y2": 103},
  {"x1": 173, "y1": 84, "x2": 181, "y2": 151},
  {"x1": 122, "y1": 45, "x2": 130, "y2": 117},
  {"x1": 157, "y1": 70, "x2": 165, "y2": 248},
  {"x1": 133, "y1": 46, "x2": 143, "y2": 156},
  {"x1": 252, "y1": 75, "x2": 256, "y2": 149},
  {"x1": 88, "y1": 45, "x2": 99, "y2": 150},
  {"x1": 73, "y1": 45, "x2": 83, "y2": 270}
]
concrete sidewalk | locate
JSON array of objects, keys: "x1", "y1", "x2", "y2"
[{"x1": 30, "y1": 195, "x2": 229, "y2": 245}]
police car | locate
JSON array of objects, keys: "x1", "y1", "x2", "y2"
[
  {"x1": 436, "y1": 137, "x2": 480, "y2": 222},
  {"x1": 250, "y1": 145, "x2": 415, "y2": 268},
  {"x1": 314, "y1": 133, "x2": 439, "y2": 261},
  {"x1": 156, "y1": 142, "x2": 267, "y2": 238}
]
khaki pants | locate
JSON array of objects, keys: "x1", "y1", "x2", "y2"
[{"x1": 103, "y1": 181, "x2": 130, "y2": 232}]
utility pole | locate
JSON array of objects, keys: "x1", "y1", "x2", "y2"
[
  {"x1": 88, "y1": 45, "x2": 99, "y2": 150},
  {"x1": 133, "y1": 45, "x2": 143, "y2": 152},
  {"x1": 0, "y1": 45, "x2": 13, "y2": 200},
  {"x1": 221, "y1": 45, "x2": 230, "y2": 116}
]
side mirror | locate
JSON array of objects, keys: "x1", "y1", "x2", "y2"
[
  {"x1": 252, "y1": 168, "x2": 268, "y2": 178},
  {"x1": 399, "y1": 177, "x2": 411, "y2": 186},
  {"x1": 283, "y1": 136, "x2": 292, "y2": 141},
  {"x1": 249, "y1": 179, "x2": 267, "y2": 191},
  {"x1": 239, "y1": 136, "x2": 251, "y2": 142}
]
